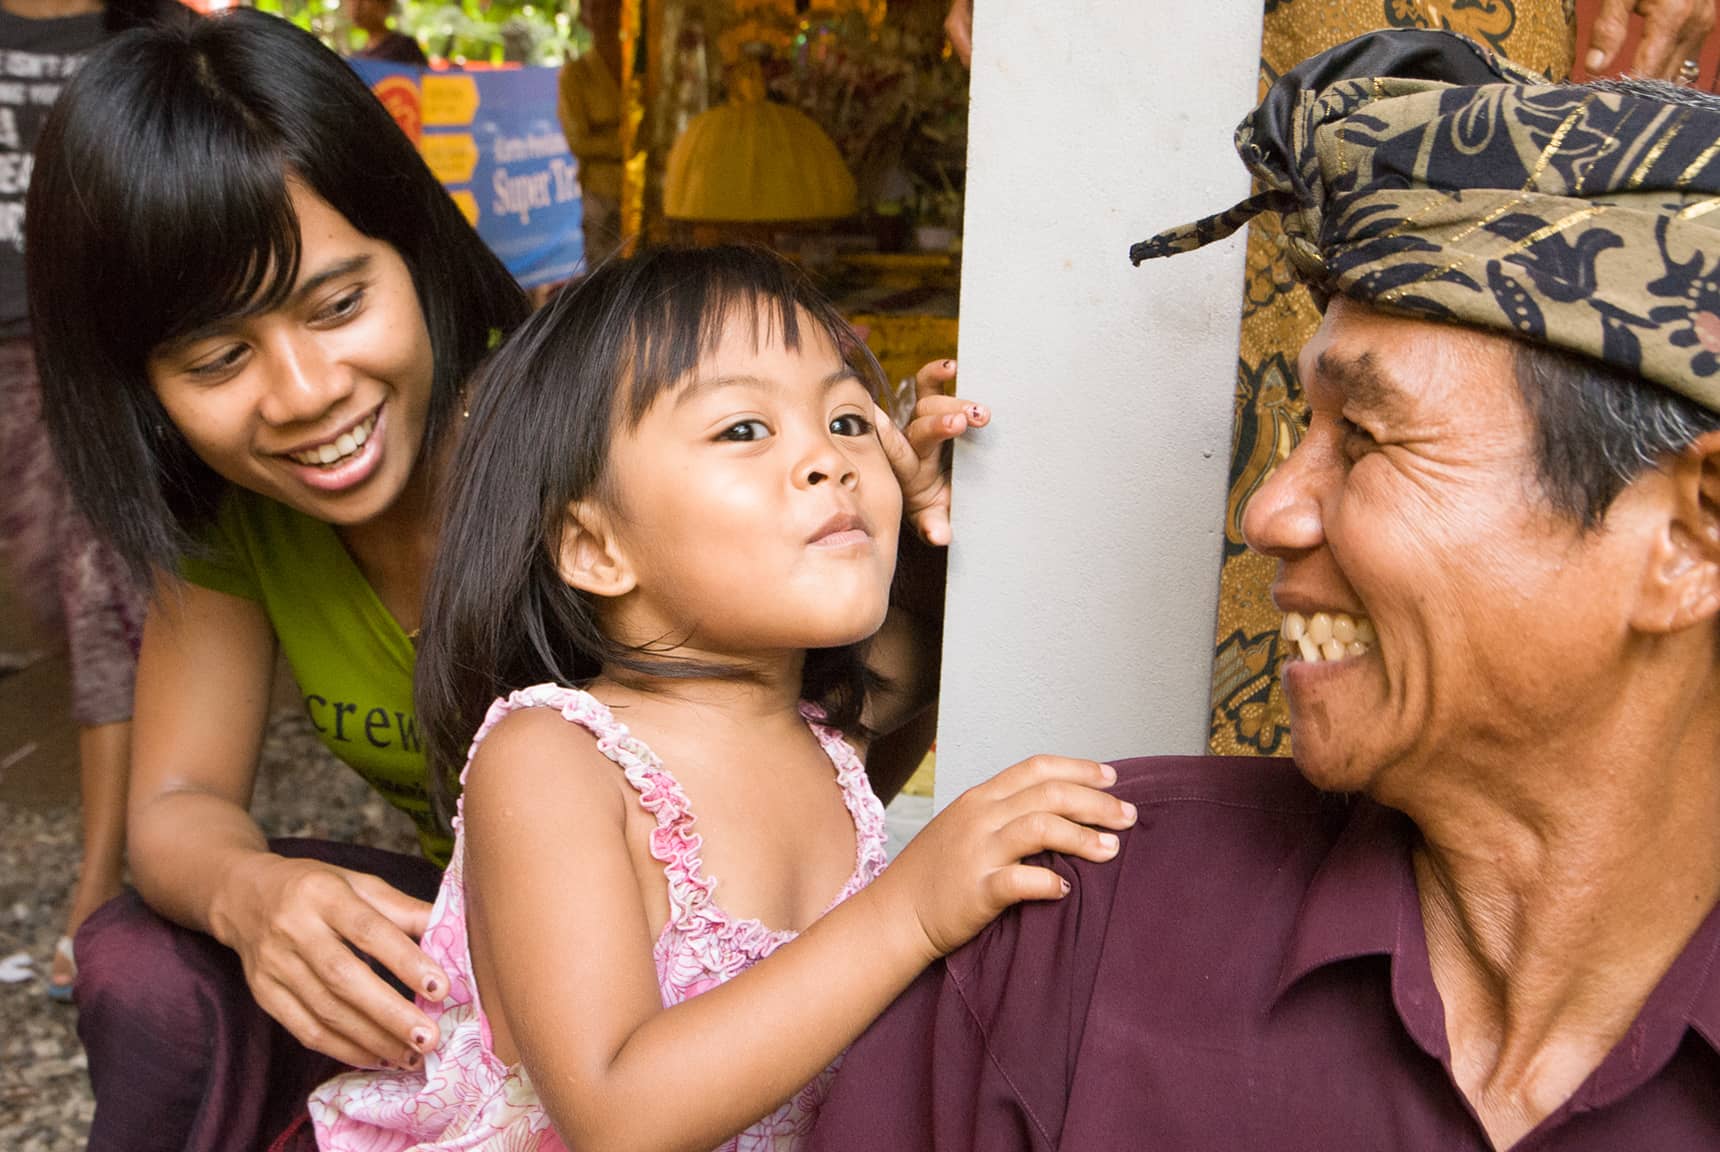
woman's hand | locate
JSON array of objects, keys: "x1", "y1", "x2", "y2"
[
  {"x1": 1586, "y1": 0, "x2": 1716, "y2": 80},
  {"x1": 877, "y1": 357, "x2": 990, "y2": 546},
  {"x1": 879, "y1": 755, "x2": 1137, "y2": 961},
  {"x1": 210, "y1": 853, "x2": 448, "y2": 1070}
]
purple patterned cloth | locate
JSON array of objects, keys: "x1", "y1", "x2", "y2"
[{"x1": 0, "y1": 336, "x2": 142, "y2": 725}]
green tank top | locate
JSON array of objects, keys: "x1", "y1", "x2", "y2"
[{"x1": 181, "y1": 490, "x2": 451, "y2": 865}]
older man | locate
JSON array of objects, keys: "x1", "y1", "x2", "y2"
[{"x1": 810, "y1": 30, "x2": 1720, "y2": 1152}]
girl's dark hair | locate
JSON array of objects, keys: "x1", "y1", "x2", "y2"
[
  {"x1": 26, "y1": 8, "x2": 530, "y2": 584},
  {"x1": 418, "y1": 246, "x2": 886, "y2": 809}
]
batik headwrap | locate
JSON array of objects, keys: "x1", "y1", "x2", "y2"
[{"x1": 1132, "y1": 28, "x2": 1720, "y2": 414}]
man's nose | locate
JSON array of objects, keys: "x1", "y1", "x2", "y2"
[{"x1": 1240, "y1": 434, "x2": 1327, "y2": 559}]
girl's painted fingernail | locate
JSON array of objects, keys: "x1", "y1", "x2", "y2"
[
  {"x1": 424, "y1": 976, "x2": 441, "y2": 996},
  {"x1": 1059, "y1": 877, "x2": 1071, "y2": 895},
  {"x1": 403, "y1": 1051, "x2": 422, "y2": 1069},
  {"x1": 411, "y1": 1028, "x2": 431, "y2": 1049},
  {"x1": 943, "y1": 359, "x2": 956, "y2": 370},
  {"x1": 967, "y1": 404, "x2": 986, "y2": 421}
]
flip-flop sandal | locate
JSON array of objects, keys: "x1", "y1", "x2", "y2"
[{"x1": 46, "y1": 935, "x2": 75, "y2": 1004}]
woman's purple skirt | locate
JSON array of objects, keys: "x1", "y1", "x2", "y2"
[{"x1": 75, "y1": 838, "x2": 442, "y2": 1152}]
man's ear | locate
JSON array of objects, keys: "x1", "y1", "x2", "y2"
[
  {"x1": 1634, "y1": 428, "x2": 1720, "y2": 634},
  {"x1": 555, "y1": 501, "x2": 636, "y2": 598}
]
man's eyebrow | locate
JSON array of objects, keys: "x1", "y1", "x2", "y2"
[{"x1": 1314, "y1": 349, "x2": 1407, "y2": 422}]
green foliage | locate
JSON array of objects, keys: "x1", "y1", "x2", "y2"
[{"x1": 254, "y1": 0, "x2": 585, "y2": 66}]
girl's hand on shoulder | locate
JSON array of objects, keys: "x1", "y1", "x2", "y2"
[
  {"x1": 211, "y1": 852, "x2": 447, "y2": 1070},
  {"x1": 876, "y1": 357, "x2": 989, "y2": 547},
  {"x1": 880, "y1": 756, "x2": 1136, "y2": 961}
]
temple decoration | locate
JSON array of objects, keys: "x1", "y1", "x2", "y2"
[
  {"x1": 663, "y1": 57, "x2": 857, "y2": 223},
  {"x1": 619, "y1": 0, "x2": 647, "y2": 252}
]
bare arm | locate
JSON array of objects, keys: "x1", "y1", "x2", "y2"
[
  {"x1": 129, "y1": 576, "x2": 446, "y2": 1069},
  {"x1": 862, "y1": 358, "x2": 987, "y2": 767},
  {"x1": 945, "y1": 0, "x2": 973, "y2": 67},
  {"x1": 860, "y1": 532, "x2": 945, "y2": 800},
  {"x1": 464, "y1": 710, "x2": 1137, "y2": 1152},
  {"x1": 558, "y1": 59, "x2": 625, "y2": 163}
]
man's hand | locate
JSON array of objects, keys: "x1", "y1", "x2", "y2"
[
  {"x1": 876, "y1": 358, "x2": 989, "y2": 546},
  {"x1": 1587, "y1": 0, "x2": 1717, "y2": 81}
]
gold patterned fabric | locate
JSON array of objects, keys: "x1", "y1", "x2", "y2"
[{"x1": 1205, "y1": 3, "x2": 1574, "y2": 758}]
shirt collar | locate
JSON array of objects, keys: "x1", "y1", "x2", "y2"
[
  {"x1": 1273, "y1": 797, "x2": 1417, "y2": 1002},
  {"x1": 1271, "y1": 797, "x2": 1449, "y2": 1060},
  {"x1": 1273, "y1": 795, "x2": 1720, "y2": 1091}
]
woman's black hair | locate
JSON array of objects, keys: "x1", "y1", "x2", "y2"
[
  {"x1": 103, "y1": 0, "x2": 196, "y2": 36},
  {"x1": 26, "y1": 8, "x2": 530, "y2": 584},
  {"x1": 417, "y1": 245, "x2": 885, "y2": 810}
]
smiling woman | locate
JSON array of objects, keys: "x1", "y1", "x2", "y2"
[
  {"x1": 24, "y1": 13, "x2": 965, "y2": 1150},
  {"x1": 22, "y1": 11, "x2": 529, "y2": 1150},
  {"x1": 144, "y1": 193, "x2": 436, "y2": 528}
]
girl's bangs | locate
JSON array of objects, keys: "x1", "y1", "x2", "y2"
[{"x1": 619, "y1": 262, "x2": 885, "y2": 425}]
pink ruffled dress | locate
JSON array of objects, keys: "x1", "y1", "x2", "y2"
[{"x1": 310, "y1": 683, "x2": 889, "y2": 1152}]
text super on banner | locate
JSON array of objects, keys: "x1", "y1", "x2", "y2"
[{"x1": 351, "y1": 61, "x2": 584, "y2": 289}]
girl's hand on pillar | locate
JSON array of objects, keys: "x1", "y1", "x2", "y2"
[{"x1": 877, "y1": 357, "x2": 989, "y2": 547}]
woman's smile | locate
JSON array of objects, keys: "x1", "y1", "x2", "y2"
[{"x1": 277, "y1": 402, "x2": 387, "y2": 493}]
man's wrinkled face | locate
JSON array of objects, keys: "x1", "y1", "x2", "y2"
[{"x1": 1241, "y1": 299, "x2": 1646, "y2": 804}]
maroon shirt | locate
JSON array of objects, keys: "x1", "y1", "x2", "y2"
[{"x1": 811, "y1": 757, "x2": 1720, "y2": 1151}]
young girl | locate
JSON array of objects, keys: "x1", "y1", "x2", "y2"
[{"x1": 306, "y1": 247, "x2": 1136, "y2": 1152}]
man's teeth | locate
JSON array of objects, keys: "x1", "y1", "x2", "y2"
[
  {"x1": 1281, "y1": 611, "x2": 1375, "y2": 664},
  {"x1": 291, "y1": 412, "x2": 375, "y2": 467}
]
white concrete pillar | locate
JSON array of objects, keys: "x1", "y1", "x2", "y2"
[{"x1": 935, "y1": 1, "x2": 1262, "y2": 806}]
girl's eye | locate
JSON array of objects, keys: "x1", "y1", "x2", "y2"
[
  {"x1": 186, "y1": 344, "x2": 249, "y2": 380},
  {"x1": 829, "y1": 412, "x2": 873, "y2": 437},
  {"x1": 717, "y1": 419, "x2": 771, "y2": 442},
  {"x1": 313, "y1": 287, "x2": 366, "y2": 326}
]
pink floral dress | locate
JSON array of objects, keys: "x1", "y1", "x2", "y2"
[{"x1": 310, "y1": 683, "x2": 888, "y2": 1152}]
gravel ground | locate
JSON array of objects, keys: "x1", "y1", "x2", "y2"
[
  {"x1": 0, "y1": 708, "x2": 419, "y2": 1151},
  {"x1": 0, "y1": 708, "x2": 931, "y2": 1150}
]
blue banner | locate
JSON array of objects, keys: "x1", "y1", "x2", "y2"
[{"x1": 351, "y1": 61, "x2": 584, "y2": 289}]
